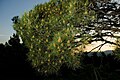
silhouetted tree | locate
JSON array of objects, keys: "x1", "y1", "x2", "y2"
[
  {"x1": 75, "y1": 0, "x2": 120, "y2": 51},
  {"x1": 0, "y1": 34, "x2": 36, "y2": 80}
]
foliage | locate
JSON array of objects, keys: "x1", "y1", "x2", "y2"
[
  {"x1": 1, "y1": 34, "x2": 120, "y2": 79},
  {"x1": 0, "y1": 34, "x2": 36, "y2": 80},
  {"x1": 75, "y1": 0, "x2": 120, "y2": 51},
  {"x1": 114, "y1": 38, "x2": 120, "y2": 58},
  {"x1": 13, "y1": 0, "x2": 95, "y2": 74}
]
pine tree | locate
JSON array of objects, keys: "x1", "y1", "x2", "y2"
[{"x1": 13, "y1": 0, "x2": 95, "y2": 74}]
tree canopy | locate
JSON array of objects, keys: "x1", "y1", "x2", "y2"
[
  {"x1": 75, "y1": 0, "x2": 120, "y2": 52},
  {"x1": 12, "y1": 0, "x2": 120, "y2": 75},
  {"x1": 13, "y1": 0, "x2": 95, "y2": 74}
]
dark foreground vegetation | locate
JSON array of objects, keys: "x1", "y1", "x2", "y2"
[{"x1": 0, "y1": 34, "x2": 120, "y2": 80}]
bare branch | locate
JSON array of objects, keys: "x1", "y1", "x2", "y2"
[{"x1": 89, "y1": 42, "x2": 106, "y2": 52}]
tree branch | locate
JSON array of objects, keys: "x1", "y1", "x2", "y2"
[{"x1": 89, "y1": 42, "x2": 106, "y2": 53}]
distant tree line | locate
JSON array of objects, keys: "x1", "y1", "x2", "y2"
[{"x1": 0, "y1": 34, "x2": 36, "y2": 80}]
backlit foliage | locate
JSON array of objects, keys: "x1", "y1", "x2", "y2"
[
  {"x1": 13, "y1": 0, "x2": 95, "y2": 74},
  {"x1": 114, "y1": 38, "x2": 120, "y2": 57}
]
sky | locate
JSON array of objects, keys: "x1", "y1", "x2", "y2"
[
  {"x1": 0, "y1": 0, "x2": 119, "y2": 44},
  {"x1": 0, "y1": 0, "x2": 49, "y2": 43}
]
